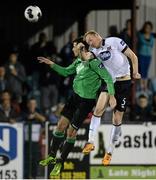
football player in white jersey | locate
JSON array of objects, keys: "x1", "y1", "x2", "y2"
[{"x1": 82, "y1": 30, "x2": 141, "y2": 165}]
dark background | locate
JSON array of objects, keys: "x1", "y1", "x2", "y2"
[{"x1": 0, "y1": 0, "x2": 132, "y2": 44}]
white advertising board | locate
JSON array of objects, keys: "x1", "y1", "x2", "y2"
[
  {"x1": 0, "y1": 123, "x2": 23, "y2": 179},
  {"x1": 90, "y1": 124, "x2": 156, "y2": 165}
]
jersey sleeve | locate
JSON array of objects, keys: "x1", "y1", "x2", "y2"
[
  {"x1": 113, "y1": 37, "x2": 128, "y2": 53},
  {"x1": 50, "y1": 60, "x2": 77, "y2": 77},
  {"x1": 90, "y1": 59, "x2": 115, "y2": 95}
]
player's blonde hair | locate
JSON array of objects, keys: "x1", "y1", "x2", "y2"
[{"x1": 84, "y1": 30, "x2": 99, "y2": 40}]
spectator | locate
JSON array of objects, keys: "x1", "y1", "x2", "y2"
[
  {"x1": 132, "y1": 94, "x2": 152, "y2": 122},
  {"x1": 0, "y1": 65, "x2": 9, "y2": 93},
  {"x1": 60, "y1": 31, "x2": 77, "y2": 66},
  {"x1": 48, "y1": 102, "x2": 64, "y2": 124},
  {"x1": 39, "y1": 55, "x2": 60, "y2": 113},
  {"x1": 22, "y1": 97, "x2": 46, "y2": 179},
  {"x1": 120, "y1": 19, "x2": 132, "y2": 48},
  {"x1": 108, "y1": 25, "x2": 119, "y2": 37},
  {"x1": 0, "y1": 90, "x2": 20, "y2": 123},
  {"x1": 137, "y1": 21, "x2": 156, "y2": 91},
  {"x1": 5, "y1": 50, "x2": 26, "y2": 103},
  {"x1": 135, "y1": 87, "x2": 153, "y2": 106},
  {"x1": 120, "y1": 19, "x2": 133, "y2": 85},
  {"x1": 59, "y1": 32, "x2": 77, "y2": 101},
  {"x1": 30, "y1": 32, "x2": 56, "y2": 76},
  {"x1": 151, "y1": 77, "x2": 156, "y2": 93},
  {"x1": 151, "y1": 93, "x2": 156, "y2": 121}
]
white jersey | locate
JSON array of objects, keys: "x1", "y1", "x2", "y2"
[{"x1": 90, "y1": 37, "x2": 130, "y2": 82}]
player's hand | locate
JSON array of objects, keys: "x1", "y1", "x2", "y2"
[
  {"x1": 77, "y1": 42, "x2": 85, "y2": 51},
  {"x1": 133, "y1": 73, "x2": 141, "y2": 79},
  {"x1": 37, "y1": 56, "x2": 54, "y2": 65},
  {"x1": 109, "y1": 95, "x2": 117, "y2": 109}
]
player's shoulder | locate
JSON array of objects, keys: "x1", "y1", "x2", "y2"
[
  {"x1": 74, "y1": 57, "x2": 82, "y2": 64},
  {"x1": 105, "y1": 37, "x2": 122, "y2": 44},
  {"x1": 105, "y1": 37, "x2": 126, "y2": 48},
  {"x1": 89, "y1": 58, "x2": 100, "y2": 66}
]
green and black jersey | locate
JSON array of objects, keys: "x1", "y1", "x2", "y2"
[{"x1": 50, "y1": 57, "x2": 115, "y2": 99}]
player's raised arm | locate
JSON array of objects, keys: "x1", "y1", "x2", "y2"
[
  {"x1": 113, "y1": 37, "x2": 141, "y2": 80},
  {"x1": 123, "y1": 48, "x2": 141, "y2": 79}
]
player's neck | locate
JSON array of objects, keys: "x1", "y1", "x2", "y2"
[
  {"x1": 102, "y1": 39, "x2": 105, "y2": 46},
  {"x1": 99, "y1": 39, "x2": 105, "y2": 47}
]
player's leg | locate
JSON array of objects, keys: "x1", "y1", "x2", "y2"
[
  {"x1": 109, "y1": 111, "x2": 123, "y2": 146},
  {"x1": 50, "y1": 96, "x2": 95, "y2": 176},
  {"x1": 103, "y1": 80, "x2": 131, "y2": 166},
  {"x1": 102, "y1": 110, "x2": 124, "y2": 165},
  {"x1": 40, "y1": 93, "x2": 77, "y2": 166},
  {"x1": 82, "y1": 92, "x2": 109, "y2": 154},
  {"x1": 39, "y1": 116, "x2": 69, "y2": 166},
  {"x1": 49, "y1": 116, "x2": 69, "y2": 156},
  {"x1": 50, "y1": 126, "x2": 77, "y2": 176}
]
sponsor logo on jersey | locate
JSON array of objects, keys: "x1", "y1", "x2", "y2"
[
  {"x1": 107, "y1": 46, "x2": 112, "y2": 51},
  {"x1": 120, "y1": 40, "x2": 125, "y2": 46},
  {"x1": 98, "y1": 63, "x2": 105, "y2": 68},
  {"x1": 99, "y1": 51, "x2": 111, "y2": 61}
]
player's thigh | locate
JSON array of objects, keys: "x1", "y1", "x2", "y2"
[
  {"x1": 94, "y1": 92, "x2": 109, "y2": 116},
  {"x1": 71, "y1": 99, "x2": 95, "y2": 130},
  {"x1": 61, "y1": 92, "x2": 80, "y2": 122},
  {"x1": 114, "y1": 80, "x2": 131, "y2": 112},
  {"x1": 113, "y1": 80, "x2": 131, "y2": 124}
]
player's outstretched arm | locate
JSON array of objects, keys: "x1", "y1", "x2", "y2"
[{"x1": 37, "y1": 56, "x2": 76, "y2": 77}]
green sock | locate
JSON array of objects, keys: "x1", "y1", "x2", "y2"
[
  {"x1": 60, "y1": 137, "x2": 76, "y2": 162},
  {"x1": 50, "y1": 131, "x2": 65, "y2": 156}
]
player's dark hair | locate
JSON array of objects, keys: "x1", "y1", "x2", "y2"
[
  {"x1": 73, "y1": 36, "x2": 83, "y2": 44},
  {"x1": 73, "y1": 37, "x2": 89, "y2": 51}
]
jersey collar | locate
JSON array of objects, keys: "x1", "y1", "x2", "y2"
[{"x1": 102, "y1": 39, "x2": 105, "y2": 46}]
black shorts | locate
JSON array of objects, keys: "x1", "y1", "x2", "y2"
[
  {"x1": 61, "y1": 92, "x2": 95, "y2": 130},
  {"x1": 101, "y1": 80, "x2": 131, "y2": 112}
]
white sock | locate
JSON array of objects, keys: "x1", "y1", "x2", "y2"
[
  {"x1": 107, "y1": 144, "x2": 115, "y2": 155},
  {"x1": 107, "y1": 124, "x2": 122, "y2": 154},
  {"x1": 88, "y1": 115, "x2": 101, "y2": 144}
]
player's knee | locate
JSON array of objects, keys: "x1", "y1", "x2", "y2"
[
  {"x1": 94, "y1": 108, "x2": 104, "y2": 116},
  {"x1": 113, "y1": 112, "x2": 123, "y2": 125}
]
